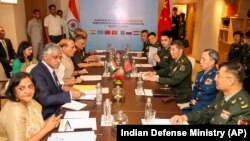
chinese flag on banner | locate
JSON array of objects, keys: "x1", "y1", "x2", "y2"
[
  {"x1": 124, "y1": 60, "x2": 132, "y2": 72},
  {"x1": 157, "y1": 0, "x2": 172, "y2": 38}
]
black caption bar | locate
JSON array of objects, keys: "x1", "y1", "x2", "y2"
[{"x1": 117, "y1": 125, "x2": 250, "y2": 141}]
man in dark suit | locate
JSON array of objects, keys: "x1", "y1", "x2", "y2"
[
  {"x1": 31, "y1": 43, "x2": 83, "y2": 119},
  {"x1": 0, "y1": 26, "x2": 16, "y2": 78}
]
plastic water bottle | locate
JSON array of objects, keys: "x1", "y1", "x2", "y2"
[
  {"x1": 103, "y1": 99, "x2": 112, "y2": 123},
  {"x1": 145, "y1": 97, "x2": 153, "y2": 118},
  {"x1": 96, "y1": 83, "x2": 102, "y2": 105},
  {"x1": 132, "y1": 59, "x2": 137, "y2": 76}
]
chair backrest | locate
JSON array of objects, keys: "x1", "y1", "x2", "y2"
[
  {"x1": 0, "y1": 63, "x2": 7, "y2": 80},
  {"x1": 26, "y1": 64, "x2": 37, "y2": 73},
  {"x1": 187, "y1": 56, "x2": 195, "y2": 69},
  {"x1": 0, "y1": 79, "x2": 9, "y2": 110}
]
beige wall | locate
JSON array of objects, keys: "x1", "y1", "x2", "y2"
[
  {"x1": 0, "y1": 0, "x2": 27, "y2": 51},
  {"x1": 0, "y1": 0, "x2": 223, "y2": 56},
  {"x1": 192, "y1": 0, "x2": 223, "y2": 60}
]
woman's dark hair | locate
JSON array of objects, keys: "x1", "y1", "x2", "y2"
[
  {"x1": 17, "y1": 41, "x2": 33, "y2": 62},
  {"x1": 5, "y1": 72, "x2": 38, "y2": 102}
]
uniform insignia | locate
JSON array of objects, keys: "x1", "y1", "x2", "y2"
[
  {"x1": 241, "y1": 104, "x2": 248, "y2": 109},
  {"x1": 173, "y1": 67, "x2": 177, "y2": 72},
  {"x1": 231, "y1": 99, "x2": 236, "y2": 104},
  {"x1": 239, "y1": 97, "x2": 242, "y2": 100},
  {"x1": 205, "y1": 78, "x2": 213, "y2": 85},
  {"x1": 180, "y1": 65, "x2": 185, "y2": 71},
  {"x1": 215, "y1": 104, "x2": 217, "y2": 109},
  {"x1": 220, "y1": 110, "x2": 231, "y2": 120},
  {"x1": 208, "y1": 72, "x2": 212, "y2": 75},
  {"x1": 238, "y1": 117, "x2": 248, "y2": 125},
  {"x1": 241, "y1": 101, "x2": 245, "y2": 104}
]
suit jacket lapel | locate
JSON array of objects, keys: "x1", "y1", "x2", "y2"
[{"x1": 39, "y1": 62, "x2": 61, "y2": 91}]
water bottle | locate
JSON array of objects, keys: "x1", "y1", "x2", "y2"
[
  {"x1": 145, "y1": 97, "x2": 153, "y2": 118},
  {"x1": 103, "y1": 99, "x2": 112, "y2": 123},
  {"x1": 103, "y1": 61, "x2": 109, "y2": 76},
  {"x1": 132, "y1": 59, "x2": 137, "y2": 76},
  {"x1": 96, "y1": 83, "x2": 102, "y2": 105}
]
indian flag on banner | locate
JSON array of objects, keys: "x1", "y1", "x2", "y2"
[
  {"x1": 67, "y1": 0, "x2": 79, "y2": 39},
  {"x1": 108, "y1": 61, "x2": 118, "y2": 71}
]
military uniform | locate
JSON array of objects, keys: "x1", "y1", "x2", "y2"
[
  {"x1": 157, "y1": 45, "x2": 172, "y2": 69},
  {"x1": 227, "y1": 42, "x2": 245, "y2": 62},
  {"x1": 182, "y1": 67, "x2": 218, "y2": 113},
  {"x1": 156, "y1": 54, "x2": 192, "y2": 103},
  {"x1": 142, "y1": 41, "x2": 149, "y2": 53},
  {"x1": 241, "y1": 44, "x2": 250, "y2": 94},
  {"x1": 186, "y1": 89, "x2": 250, "y2": 125}
]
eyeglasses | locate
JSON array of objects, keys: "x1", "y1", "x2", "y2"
[{"x1": 216, "y1": 73, "x2": 232, "y2": 79}]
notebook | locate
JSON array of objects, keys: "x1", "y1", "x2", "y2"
[{"x1": 153, "y1": 88, "x2": 176, "y2": 97}]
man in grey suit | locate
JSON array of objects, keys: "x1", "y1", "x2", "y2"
[
  {"x1": 27, "y1": 9, "x2": 44, "y2": 60},
  {"x1": 31, "y1": 43, "x2": 83, "y2": 119}
]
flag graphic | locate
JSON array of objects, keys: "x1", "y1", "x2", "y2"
[
  {"x1": 112, "y1": 30, "x2": 118, "y2": 35},
  {"x1": 105, "y1": 30, "x2": 111, "y2": 35},
  {"x1": 109, "y1": 61, "x2": 118, "y2": 71},
  {"x1": 120, "y1": 31, "x2": 125, "y2": 35},
  {"x1": 89, "y1": 30, "x2": 97, "y2": 34},
  {"x1": 133, "y1": 31, "x2": 140, "y2": 35},
  {"x1": 98, "y1": 30, "x2": 103, "y2": 35},
  {"x1": 157, "y1": 0, "x2": 172, "y2": 38},
  {"x1": 126, "y1": 32, "x2": 132, "y2": 35},
  {"x1": 124, "y1": 60, "x2": 132, "y2": 72},
  {"x1": 66, "y1": 0, "x2": 80, "y2": 39}
]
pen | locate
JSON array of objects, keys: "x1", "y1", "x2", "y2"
[
  {"x1": 66, "y1": 120, "x2": 72, "y2": 130},
  {"x1": 95, "y1": 133, "x2": 103, "y2": 136}
]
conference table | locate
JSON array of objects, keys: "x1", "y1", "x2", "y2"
[{"x1": 43, "y1": 52, "x2": 182, "y2": 141}]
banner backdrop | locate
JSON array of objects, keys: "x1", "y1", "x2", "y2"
[{"x1": 80, "y1": 0, "x2": 158, "y2": 51}]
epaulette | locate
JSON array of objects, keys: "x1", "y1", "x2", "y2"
[{"x1": 238, "y1": 97, "x2": 248, "y2": 109}]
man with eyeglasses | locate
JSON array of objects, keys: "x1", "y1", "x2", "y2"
[
  {"x1": 31, "y1": 43, "x2": 83, "y2": 120},
  {"x1": 170, "y1": 61, "x2": 250, "y2": 125}
]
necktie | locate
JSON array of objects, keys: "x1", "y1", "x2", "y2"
[
  {"x1": 1, "y1": 40, "x2": 9, "y2": 60},
  {"x1": 52, "y1": 71, "x2": 60, "y2": 87}
]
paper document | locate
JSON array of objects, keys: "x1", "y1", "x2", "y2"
[
  {"x1": 58, "y1": 118, "x2": 97, "y2": 132},
  {"x1": 48, "y1": 131, "x2": 96, "y2": 141},
  {"x1": 148, "y1": 46, "x2": 158, "y2": 66},
  {"x1": 141, "y1": 119, "x2": 189, "y2": 125},
  {"x1": 80, "y1": 75, "x2": 102, "y2": 81},
  {"x1": 64, "y1": 111, "x2": 90, "y2": 119},
  {"x1": 144, "y1": 89, "x2": 153, "y2": 96},
  {"x1": 73, "y1": 85, "x2": 96, "y2": 91},
  {"x1": 135, "y1": 64, "x2": 153, "y2": 68},
  {"x1": 142, "y1": 73, "x2": 159, "y2": 80},
  {"x1": 62, "y1": 100, "x2": 87, "y2": 110},
  {"x1": 132, "y1": 56, "x2": 147, "y2": 60},
  {"x1": 95, "y1": 49, "x2": 106, "y2": 53},
  {"x1": 96, "y1": 55, "x2": 106, "y2": 58},
  {"x1": 134, "y1": 89, "x2": 153, "y2": 96},
  {"x1": 129, "y1": 51, "x2": 144, "y2": 54}
]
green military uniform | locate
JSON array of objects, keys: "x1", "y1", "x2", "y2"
[
  {"x1": 227, "y1": 42, "x2": 245, "y2": 62},
  {"x1": 145, "y1": 41, "x2": 161, "y2": 53},
  {"x1": 156, "y1": 54, "x2": 192, "y2": 103},
  {"x1": 157, "y1": 45, "x2": 172, "y2": 69},
  {"x1": 186, "y1": 89, "x2": 250, "y2": 125},
  {"x1": 241, "y1": 44, "x2": 250, "y2": 94},
  {"x1": 142, "y1": 41, "x2": 149, "y2": 53}
]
